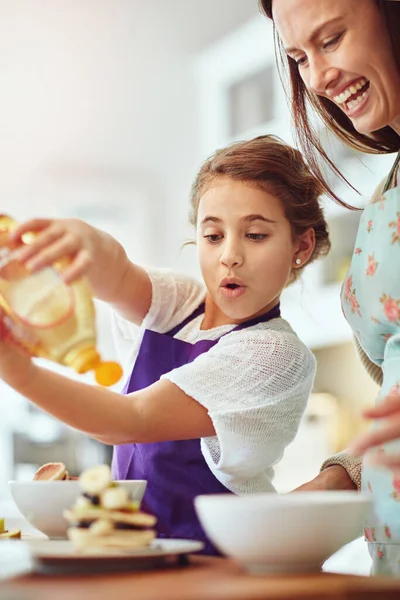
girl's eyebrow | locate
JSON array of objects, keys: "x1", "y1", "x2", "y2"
[
  {"x1": 200, "y1": 214, "x2": 277, "y2": 225},
  {"x1": 243, "y1": 214, "x2": 277, "y2": 224},
  {"x1": 284, "y1": 16, "x2": 344, "y2": 55}
]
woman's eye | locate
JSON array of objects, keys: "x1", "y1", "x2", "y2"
[
  {"x1": 323, "y1": 32, "x2": 344, "y2": 49},
  {"x1": 294, "y1": 55, "x2": 308, "y2": 67},
  {"x1": 247, "y1": 233, "x2": 267, "y2": 241},
  {"x1": 203, "y1": 234, "x2": 222, "y2": 243}
]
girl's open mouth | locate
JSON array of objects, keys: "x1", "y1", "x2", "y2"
[{"x1": 220, "y1": 283, "x2": 246, "y2": 299}]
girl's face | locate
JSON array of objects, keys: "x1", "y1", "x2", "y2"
[
  {"x1": 273, "y1": 0, "x2": 400, "y2": 135},
  {"x1": 196, "y1": 178, "x2": 314, "y2": 326}
]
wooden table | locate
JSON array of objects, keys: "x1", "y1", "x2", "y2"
[{"x1": 4, "y1": 555, "x2": 400, "y2": 600}]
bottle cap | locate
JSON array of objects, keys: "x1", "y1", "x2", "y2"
[
  {"x1": 94, "y1": 361, "x2": 123, "y2": 387},
  {"x1": 66, "y1": 345, "x2": 123, "y2": 386}
]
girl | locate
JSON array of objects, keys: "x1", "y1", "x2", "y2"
[
  {"x1": 260, "y1": 0, "x2": 400, "y2": 575},
  {"x1": 2, "y1": 135, "x2": 329, "y2": 554}
]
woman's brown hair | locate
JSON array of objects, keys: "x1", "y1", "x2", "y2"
[
  {"x1": 189, "y1": 135, "x2": 330, "y2": 281},
  {"x1": 259, "y1": 0, "x2": 400, "y2": 206}
]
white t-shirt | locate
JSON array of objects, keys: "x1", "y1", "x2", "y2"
[{"x1": 112, "y1": 268, "x2": 316, "y2": 495}]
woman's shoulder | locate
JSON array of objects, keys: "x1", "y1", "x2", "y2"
[
  {"x1": 369, "y1": 176, "x2": 389, "y2": 205},
  {"x1": 370, "y1": 155, "x2": 400, "y2": 205}
]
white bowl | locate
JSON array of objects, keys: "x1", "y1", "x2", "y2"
[
  {"x1": 195, "y1": 491, "x2": 373, "y2": 574},
  {"x1": 9, "y1": 480, "x2": 147, "y2": 539}
]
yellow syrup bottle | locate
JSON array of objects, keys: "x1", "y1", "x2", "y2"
[{"x1": 0, "y1": 215, "x2": 123, "y2": 387}]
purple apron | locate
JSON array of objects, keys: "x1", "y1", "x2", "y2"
[{"x1": 111, "y1": 301, "x2": 280, "y2": 555}]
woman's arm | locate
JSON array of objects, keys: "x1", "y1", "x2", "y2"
[{"x1": 293, "y1": 465, "x2": 357, "y2": 492}]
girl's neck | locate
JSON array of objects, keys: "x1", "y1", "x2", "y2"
[{"x1": 200, "y1": 293, "x2": 280, "y2": 330}]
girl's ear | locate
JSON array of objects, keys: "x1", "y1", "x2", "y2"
[{"x1": 293, "y1": 228, "x2": 315, "y2": 268}]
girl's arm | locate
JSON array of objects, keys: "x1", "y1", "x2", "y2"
[
  {"x1": 10, "y1": 218, "x2": 152, "y2": 325},
  {"x1": 1, "y1": 339, "x2": 215, "y2": 445}
]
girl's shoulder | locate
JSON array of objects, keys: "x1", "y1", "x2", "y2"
[
  {"x1": 112, "y1": 267, "x2": 206, "y2": 341},
  {"x1": 217, "y1": 317, "x2": 316, "y2": 368}
]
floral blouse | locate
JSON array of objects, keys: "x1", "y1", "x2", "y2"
[{"x1": 341, "y1": 159, "x2": 400, "y2": 559}]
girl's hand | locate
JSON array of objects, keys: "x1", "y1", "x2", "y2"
[
  {"x1": 0, "y1": 311, "x2": 36, "y2": 392},
  {"x1": 10, "y1": 218, "x2": 102, "y2": 285},
  {"x1": 349, "y1": 393, "x2": 400, "y2": 471}
]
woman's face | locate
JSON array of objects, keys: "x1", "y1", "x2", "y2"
[{"x1": 273, "y1": 0, "x2": 400, "y2": 135}]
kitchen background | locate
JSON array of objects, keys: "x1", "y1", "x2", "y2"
[{"x1": 0, "y1": 0, "x2": 395, "y2": 570}]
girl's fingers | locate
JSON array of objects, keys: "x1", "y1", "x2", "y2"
[
  {"x1": 349, "y1": 416, "x2": 400, "y2": 455},
  {"x1": 23, "y1": 234, "x2": 82, "y2": 273},
  {"x1": 10, "y1": 219, "x2": 53, "y2": 242},
  {"x1": 60, "y1": 249, "x2": 93, "y2": 284},
  {"x1": 14, "y1": 226, "x2": 63, "y2": 263}
]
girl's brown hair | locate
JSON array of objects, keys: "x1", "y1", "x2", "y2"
[
  {"x1": 189, "y1": 135, "x2": 330, "y2": 281},
  {"x1": 259, "y1": 0, "x2": 400, "y2": 206}
]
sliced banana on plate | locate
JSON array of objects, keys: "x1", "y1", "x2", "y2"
[{"x1": 79, "y1": 465, "x2": 112, "y2": 495}]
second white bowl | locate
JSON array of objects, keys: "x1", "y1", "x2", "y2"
[{"x1": 195, "y1": 491, "x2": 373, "y2": 574}]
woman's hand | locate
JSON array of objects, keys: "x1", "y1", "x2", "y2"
[
  {"x1": 292, "y1": 465, "x2": 357, "y2": 492},
  {"x1": 349, "y1": 392, "x2": 400, "y2": 471}
]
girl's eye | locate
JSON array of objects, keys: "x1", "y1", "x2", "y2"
[
  {"x1": 247, "y1": 233, "x2": 267, "y2": 241},
  {"x1": 203, "y1": 234, "x2": 222, "y2": 243}
]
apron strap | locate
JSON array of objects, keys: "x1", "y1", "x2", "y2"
[
  {"x1": 166, "y1": 301, "x2": 281, "y2": 337},
  {"x1": 383, "y1": 151, "x2": 400, "y2": 193},
  {"x1": 233, "y1": 302, "x2": 281, "y2": 332},
  {"x1": 166, "y1": 303, "x2": 206, "y2": 337}
]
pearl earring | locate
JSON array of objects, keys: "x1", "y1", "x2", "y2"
[{"x1": 295, "y1": 258, "x2": 301, "y2": 265}]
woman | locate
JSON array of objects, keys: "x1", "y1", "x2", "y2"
[{"x1": 259, "y1": 0, "x2": 400, "y2": 575}]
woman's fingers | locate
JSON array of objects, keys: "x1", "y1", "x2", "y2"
[
  {"x1": 363, "y1": 393, "x2": 400, "y2": 419},
  {"x1": 364, "y1": 452, "x2": 400, "y2": 473},
  {"x1": 349, "y1": 415, "x2": 400, "y2": 455}
]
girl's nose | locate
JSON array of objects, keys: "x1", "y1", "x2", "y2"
[{"x1": 219, "y1": 241, "x2": 243, "y2": 269}]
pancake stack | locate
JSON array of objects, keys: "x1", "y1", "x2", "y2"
[{"x1": 64, "y1": 465, "x2": 156, "y2": 550}]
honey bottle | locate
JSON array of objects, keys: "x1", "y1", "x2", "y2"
[{"x1": 0, "y1": 215, "x2": 123, "y2": 387}]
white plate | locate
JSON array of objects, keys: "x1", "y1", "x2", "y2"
[{"x1": 24, "y1": 538, "x2": 204, "y2": 574}]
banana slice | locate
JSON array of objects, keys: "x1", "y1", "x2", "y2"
[
  {"x1": 0, "y1": 529, "x2": 21, "y2": 539},
  {"x1": 80, "y1": 465, "x2": 112, "y2": 495},
  {"x1": 101, "y1": 487, "x2": 129, "y2": 510},
  {"x1": 75, "y1": 495, "x2": 93, "y2": 509},
  {"x1": 88, "y1": 519, "x2": 114, "y2": 537},
  {"x1": 64, "y1": 507, "x2": 156, "y2": 527}
]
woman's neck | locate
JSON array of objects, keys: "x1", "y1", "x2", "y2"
[{"x1": 391, "y1": 115, "x2": 400, "y2": 137}]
